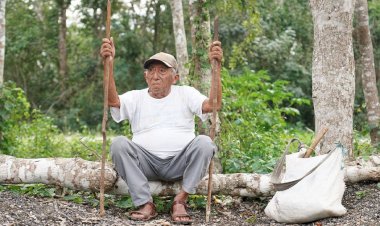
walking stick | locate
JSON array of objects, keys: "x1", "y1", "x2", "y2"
[
  {"x1": 303, "y1": 127, "x2": 328, "y2": 158},
  {"x1": 100, "y1": 0, "x2": 112, "y2": 217},
  {"x1": 206, "y1": 16, "x2": 219, "y2": 223}
]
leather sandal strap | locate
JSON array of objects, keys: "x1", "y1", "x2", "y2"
[
  {"x1": 172, "y1": 213, "x2": 191, "y2": 218},
  {"x1": 130, "y1": 210, "x2": 150, "y2": 218},
  {"x1": 171, "y1": 201, "x2": 193, "y2": 223},
  {"x1": 145, "y1": 201, "x2": 156, "y2": 211},
  {"x1": 171, "y1": 200, "x2": 187, "y2": 209},
  {"x1": 129, "y1": 201, "x2": 157, "y2": 220}
]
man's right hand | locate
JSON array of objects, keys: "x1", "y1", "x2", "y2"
[{"x1": 100, "y1": 37, "x2": 115, "y2": 59}]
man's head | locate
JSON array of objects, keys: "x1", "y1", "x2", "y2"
[
  {"x1": 144, "y1": 52, "x2": 178, "y2": 73},
  {"x1": 143, "y1": 52, "x2": 179, "y2": 99}
]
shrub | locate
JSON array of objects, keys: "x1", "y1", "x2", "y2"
[
  {"x1": 0, "y1": 82, "x2": 69, "y2": 158},
  {"x1": 218, "y1": 69, "x2": 310, "y2": 173},
  {"x1": 0, "y1": 82, "x2": 31, "y2": 154}
]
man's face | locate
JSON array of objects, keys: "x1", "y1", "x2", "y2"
[{"x1": 144, "y1": 62, "x2": 179, "y2": 98}]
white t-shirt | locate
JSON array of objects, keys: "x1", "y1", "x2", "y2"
[{"x1": 110, "y1": 85, "x2": 208, "y2": 159}]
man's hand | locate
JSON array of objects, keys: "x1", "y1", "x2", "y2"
[
  {"x1": 202, "y1": 41, "x2": 223, "y2": 114},
  {"x1": 100, "y1": 37, "x2": 120, "y2": 108},
  {"x1": 208, "y1": 41, "x2": 223, "y2": 63},
  {"x1": 100, "y1": 37, "x2": 115, "y2": 59}
]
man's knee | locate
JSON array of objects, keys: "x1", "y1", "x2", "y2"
[
  {"x1": 110, "y1": 136, "x2": 131, "y2": 158},
  {"x1": 193, "y1": 135, "x2": 216, "y2": 157}
]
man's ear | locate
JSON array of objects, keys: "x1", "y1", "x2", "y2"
[{"x1": 172, "y1": 74, "x2": 179, "y2": 84}]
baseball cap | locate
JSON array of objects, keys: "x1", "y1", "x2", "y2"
[{"x1": 144, "y1": 52, "x2": 178, "y2": 73}]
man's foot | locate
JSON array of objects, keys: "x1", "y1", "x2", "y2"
[
  {"x1": 171, "y1": 200, "x2": 193, "y2": 225},
  {"x1": 128, "y1": 202, "x2": 158, "y2": 221}
]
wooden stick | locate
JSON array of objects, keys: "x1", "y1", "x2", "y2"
[
  {"x1": 303, "y1": 127, "x2": 328, "y2": 158},
  {"x1": 206, "y1": 16, "x2": 219, "y2": 223},
  {"x1": 100, "y1": 0, "x2": 112, "y2": 217}
]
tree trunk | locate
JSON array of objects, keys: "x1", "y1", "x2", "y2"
[
  {"x1": 0, "y1": 0, "x2": 6, "y2": 86},
  {"x1": 189, "y1": 0, "x2": 212, "y2": 136},
  {"x1": 1, "y1": 154, "x2": 379, "y2": 197},
  {"x1": 188, "y1": 0, "x2": 222, "y2": 173},
  {"x1": 189, "y1": 0, "x2": 211, "y2": 94},
  {"x1": 354, "y1": 0, "x2": 380, "y2": 145},
  {"x1": 310, "y1": 0, "x2": 356, "y2": 156},
  {"x1": 153, "y1": 0, "x2": 161, "y2": 53},
  {"x1": 58, "y1": 1, "x2": 69, "y2": 93},
  {"x1": 169, "y1": 0, "x2": 189, "y2": 81}
]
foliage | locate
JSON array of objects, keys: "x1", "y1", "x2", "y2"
[
  {"x1": 0, "y1": 82, "x2": 112, "y2": 159},
  {"x1": 219, "y1": 69, "x2": 311, "y2": 173},
  {"x1": 229, "y1": 0, "x2": 313, "y2": 94},
  {"x1": 188, "y1": 195, "x2": 206, "y2": 210},
  {"x1": 210, "y1": 0, "x2": 260, "y2": 68},
  {"x1": 5, "y1": 0, "x2": 59, "y2": 111},
  {"x1": 353, "y1": 130, "x2": 380, "y2": 157},
  {"x1": 114, "y1": 195, "x2": 134, "y2": 209},
  {"x1": 0, "y1": 82, "x2": 30, "y2": 153},
  {"x1": 2, "y1": 184, "x2": 56, "y2": 198},
  {"x1": 6, "y1": 109, "x2": 68, "y2": 158},
  {"x1": 1, "y1": 83, "x2": 79, "y2": 157},
  {"x1": 226, "y1": 0, "x2": 314, "y2": 127},
  {"x1": 355, "y1": 190, "x2": 367, "y2": 199},
  {"x1": 0, "y1": 184, "x2": 100, "y2": 207}
]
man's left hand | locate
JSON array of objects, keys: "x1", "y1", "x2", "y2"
[{"x1": 208, "y1": 41, "x2": 223, "y2": 63}]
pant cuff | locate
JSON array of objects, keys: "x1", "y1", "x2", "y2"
[{"x1": 182, "y1": 184, "x2": 196, "y2": 194}]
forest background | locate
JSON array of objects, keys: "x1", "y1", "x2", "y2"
[{"x1": 1, "y1": 0, "x2": 380, "y2": 175}]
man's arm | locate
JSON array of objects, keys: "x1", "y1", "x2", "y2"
[
  {"x1": 202, "y1": 41, "x2": 223, "y2": 113},
  {"x1": 101, "y1": 37, "x2": 120, "y2": 108}
]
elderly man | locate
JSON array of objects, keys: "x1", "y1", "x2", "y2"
[{"x1": 100, "y1": 38, "x2": 222, "y2": 224}]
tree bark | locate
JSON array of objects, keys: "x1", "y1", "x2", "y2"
[
  {"x1": 0, "y1": 0, "x2": 6, "y2": 86},
  {"x1": 354, "y1": 0, "x2": 380, "y2": 145},
  {"x1": 58, "y1": 0, "x2": 69, "y2": 93},
  {"x1": 169, "y1": 0, "x2": 189, "y2": 81},
  {"x1": 153, "y1": 0, "x2": 161, "y2": 53},
  {"x1": 189, "y1": 0, "x2": 211, "y2": 94},
  {"x1": 1, "y1": 155, "x2": 379, "y2": 197},
  {"x1": 189, "y1": 0, "x2": 213, "y2": 136},
  {"x1": 310, "y1": 0, "x2": 356, "y2": 156},
  {"x1": 188, "y1": 0, "x2": 222, "y2": 173}
]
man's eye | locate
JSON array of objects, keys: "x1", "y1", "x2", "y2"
[{"x1": 159, "y1": 68, "x2": 166, "y2": 74}]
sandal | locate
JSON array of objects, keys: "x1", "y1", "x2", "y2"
[
  {"x1": 171, "y1": 200, "x2": 193, "y2": 225},
  {"x1": 128, "y1": 202, "x2": 158, "y2": 221}
]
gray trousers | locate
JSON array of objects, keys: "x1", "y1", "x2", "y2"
[{"x1": 110, "y1": 135, "x2": 216, "y2": 206}]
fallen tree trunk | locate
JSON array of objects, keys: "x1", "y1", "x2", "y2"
[{"x1": 1, "y1": 154, "x2": 379, "y2": 197}]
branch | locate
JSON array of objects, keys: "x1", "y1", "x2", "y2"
[{"x1": 1, "y1": 154, "x2": 379, "y2": 197}]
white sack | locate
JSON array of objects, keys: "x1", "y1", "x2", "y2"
[{"x1": 264, "y1": 145, "x2": 347, "y2": 223}]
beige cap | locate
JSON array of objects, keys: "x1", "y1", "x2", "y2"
[{"x1": 144, "y1": 52, "x2": 178, "y2": 73}]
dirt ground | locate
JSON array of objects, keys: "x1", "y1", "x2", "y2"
[{"x1": 0, "y1": 181, "x2": 379, "y2": 226}]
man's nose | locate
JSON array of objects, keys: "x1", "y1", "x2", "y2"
[{"x1": 151, "y1": 70, "x2": 160, "y2": 79}]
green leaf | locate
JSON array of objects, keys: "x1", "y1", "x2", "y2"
[
  {"x1": 64, "y1": 195, "x2": 84, "y2": 204},
  {"x1": 114, "y1": 196, "x2": 133, "y2": 209},
  {"x1": 87, "y1": 198, "x2": 100, "y2": 207},
  {"x1": 355, "y1": 191, "x2": 367, "y2": 199}
]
